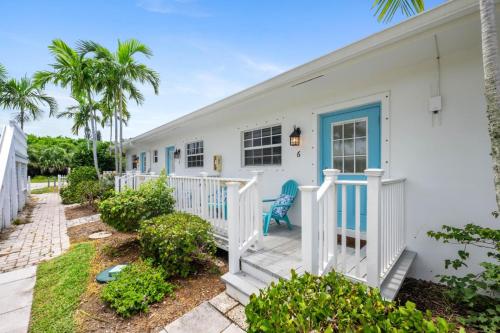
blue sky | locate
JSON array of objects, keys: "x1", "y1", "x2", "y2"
[{"x1": 0, "y1": 0, "x2": 444, "y2": 138}]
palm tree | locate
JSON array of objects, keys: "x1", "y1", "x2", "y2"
[
  {"x1": 374, "y1": 0, "x2": 500, "y2": 210},
  {"x1": 35, "y1": 39, "x2": 101, "y2": 178},
  {"x1": 78, "y1": 39, "x2": 160, "y2": 174},
  {"x1": 0, "y1": 75, "x2": 57, "y2": 129},
  {"x1": 39, "y1": 146, "x2": 71, "y2": 174},
  {"x1": 0, "y1": 63, "x2": 7, "y2": 86},
  {"x1": 56, "y1": 95, "x2": 100, "y2": 149}
]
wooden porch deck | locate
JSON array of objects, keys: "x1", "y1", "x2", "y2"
[{"x1": 240, "y1": 223, "x2": 368, "y2": 281}]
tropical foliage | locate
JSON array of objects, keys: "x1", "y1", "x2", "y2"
[
  {"x1": 0, "y1": 75, "x2": 57, "y2": 129},
  {"x1": 27, "y1": 135, "x2": 114, "y2": 176},
  {"x1": 246, "y1": 270, "x2": 460, "y2": 332},
  {"x1": 428, "y1": 222, "x2": 500, "y2": 332}
]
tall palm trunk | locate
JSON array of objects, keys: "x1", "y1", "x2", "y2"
[
  {"x1": 118, "y1": 82, "x2": 124, "y2": 175},
  {"x1": 480, "y1": 0, "x2": 500, "y2": 210},
  {"x1": 20, "y1": 107, "x2": 24, "y2": 130},
  {"x1": 87, "y1": 90, "x2": 100, "y2": 179},
  {"x1": 114, "y1": 107, "x2": 119, "y2": 173},
  {"x1": 109, "y1": 118, "x2": 113, "y2": 152}
]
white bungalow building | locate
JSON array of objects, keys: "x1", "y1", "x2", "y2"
[{"x1": 120, "y1": 0, "x2": 499, "y2": 304}]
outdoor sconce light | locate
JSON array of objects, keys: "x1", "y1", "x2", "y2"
[
  {"x1": 289, "y1": 126, "x2": 301, "y2": 146},
  {"x1": 173, "y1": 149, "x2": 181, "y2": 159}
]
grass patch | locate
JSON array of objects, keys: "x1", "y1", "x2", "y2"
[
  {"x1": 30, "y1": 175, "x2": 57, "y2": 183},
  {"x1": 30, "y1": 242, "x2": 95, "y2": 333},
  {"x1": 31, "y1": 186, "x2": 58, "y2": 194}
]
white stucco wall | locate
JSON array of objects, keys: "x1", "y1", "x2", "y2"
[{"x1": 125, "y1": 10, "x2": 499, "y2": 281}]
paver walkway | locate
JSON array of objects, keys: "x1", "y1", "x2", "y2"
[
  {"x1": 0, "y1": 193, "x2": 69, "y2": 273},
  {"x1": 0, "y1": 266, "x2": 37, "y2": 333},
  {"x1": 162, "y1": 293, "x2": 247, "y2": 333}
]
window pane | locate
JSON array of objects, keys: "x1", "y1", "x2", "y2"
[
  {"x1": 272, "y1": 156, "x2": 281, "y2": 164},
  {"x1": 262, "y1": 136, "x2": 271, "y2": 145},
  {"x1": 253, "y1": 130, "x2": 261, "y2": 138},
  {"x1": 333, "y1": 157, "x2": 343, "y2": 170},
  {"x1": 355, "y1": 156, "x2": 366, "y2": 173},
  {"x1": 272, "y1": 135, "x2": 281, "y2": 144},
  {"x1": 245, "y1": 150, "x2": 253, "y2": 157},
  {"x1": 333, "y1": 125, "x2": 342, "y2": 140},
  {"x1": 263, "y1": 156, "x2": 271, "y2": 164},
  {"x1": 254, "y1": 149, "x2": 262, "y2": 157},
  {"x1": 244, "y1": 132, "x2": 251, "y2": 140},
  {"x1": 344, "y1": 123, "x2": 354, "y2": 139},
  {"x1": 253, "y1": 138, "x2": 261, "y2": 146},
  {"x1": 344, "y1": 139, "x2": 354, "y2": 156},
  {"x1": 245, "y1": 158, "x2": 253, "y2": 166},
  {"x1": 273, "y1": 146, "x2": 281, "y2": 154},
  {"x1": 263, "y1": 147, "x2": 272, "y2": 156},
  {"x1": 333, "y1": 140, "x2": 343, "y2": 156},
  {"x1": 262, "y1": 128, "x2": 271, "y2": 136},
  {"x1": 344, "y1": 157, "x2": 354, "y2": 173},
  {"x1": 355, "y1": 121, "x2": 366, "y2": 137},
  {"x1": 355, "y1": 138, "x2": 366, "y2": 155},
  {"x1": 244, "y1": 140, "x2": 252, "y2": 148},
  {"x1": 254, "y1": 157, "x2": 262, "y2": 165},
  {"x1": 272, "y1": 126, "x2": 281, "y2": 135}
]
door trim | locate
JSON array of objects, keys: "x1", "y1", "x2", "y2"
[
  {"x1": 312, "y1": 92, "x2": 391, "y2": 184},
  {"x1": 165, "y1": 146, "x2": 175, "y2": 175}
]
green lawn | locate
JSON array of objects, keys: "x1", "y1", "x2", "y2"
[
  {"x1": 30, "y1": 175, "x2": 57, "y2": 183},
  {"x1": 31, "y1": 186, "x2": 58, "y2": 194},
  {"x1": 30, "y1": 242, "x2": 95, "y2": 333}
]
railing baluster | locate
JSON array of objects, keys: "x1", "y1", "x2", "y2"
[
  {"x1": 341, "y1": 184, "x2": 347, "y2": 273},
  {"x1": 355, "y1": 185, "x2": 361, "y2": 278}
]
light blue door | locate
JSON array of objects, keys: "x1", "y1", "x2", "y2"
[
  {"x1": 140, "y1": 152, "x2": 146, "y2": 173},
  {"x1": 319, "y1": 103, "x2": 381, "y2": 232},
  {"x1": 165, "y1": 146, "x2": 175, "y2": 175}
]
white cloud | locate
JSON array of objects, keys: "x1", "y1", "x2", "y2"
[{"x1": 136, "y1": 0, "x2": 212, "y2": 17}]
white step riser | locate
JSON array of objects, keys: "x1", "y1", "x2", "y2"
[
  {"x1": 241, "y1": 261, "x2": 278, "y2": 285},
  {"x1": 226, "y1": 284, "x2": 250, "y2": 305}
]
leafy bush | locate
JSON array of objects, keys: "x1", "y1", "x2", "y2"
[
  {"x1": 245, "y1": 270, "x2": 459, "y2": 333},
  {"x1": 428, "y1": 222, "x2": 500, "y2": 332},
  {"x1": 101, "y1": 260, "x2": 174, "y2": 318},
  {"x1": 67, "y1": 166, "x2": 98, "y2": 185},
  {"x1": 139, "y1": 212, "x2": 216, "y2": 277},
  {"x1": 99, "y1": 176, "x2": 174, "y2": 232}
]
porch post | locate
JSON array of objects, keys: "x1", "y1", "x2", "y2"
[
  {"x1": 250, "y1": 170, "x2": 264, "y2": 249},
  {"x1": 200, "y1": 172, "x2": 208, "y2": 219},
  {"x1": 323, "y1": 169, "x2": 340, "y2": 266},
  {"x1": 226, "y1": 182, "x2": 240, "y2": 274},
  {"x1": 114, "y1": 175, "x2": 120, "y2": 192},
  {"x1": 300, "y1": 185, "x2": 319, "y2": 275},
  {"x1": 365, "y1": 169, "x2": 384, "y2": 288}
]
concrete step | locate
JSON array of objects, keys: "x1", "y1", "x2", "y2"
[
  {"x1": 380, "y1": 250, "x2": 417, "y2": 301},
  {"x1": 221, "y1": 271, "x2": 268, "y2": 305},
  {"x1": 240, "y1": 258, "x2": 281, "y2": 285}
]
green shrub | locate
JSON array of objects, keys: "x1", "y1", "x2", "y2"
[
  {"x1": 245, "y1": 270, "x2": 460, "y2": 333},
  {"x1": 60, "y1": 185, "x2": 79, "y2": 204},
  {"x1": 99, "y1": 176, "x2": 174, "y2": 232},
  {"x1": 139, "y1": 212, "x2": 216, "y2": 277},
  {"x1": 428, "y1": 222, "x2": 500, "y2": 332},
  {"x1": 101, "y1": 260, "x2": 174, "y2": 318},
  {"x1": 67, "y1": 166, "x2": 98, "y2": 185}
]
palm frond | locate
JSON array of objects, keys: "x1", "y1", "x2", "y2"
[{"x1": 372, "y1": 0, "x2": 424, "y2": 23}]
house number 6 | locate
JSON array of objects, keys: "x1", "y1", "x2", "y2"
[{"x1": 297, "y1": 151, "x2": 301, "y2": 158}]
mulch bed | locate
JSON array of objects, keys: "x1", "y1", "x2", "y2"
[
  {"x1": 65, "y1": 205, "x2": 98, "y2": 221},
  {"x1": 397, "y1": 278, "x2": 478, "y2": 332},
  {"x1": 68, "y1": 221, "x2": 228, "y2": 333}
]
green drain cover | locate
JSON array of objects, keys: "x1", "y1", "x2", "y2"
[{"x1": 96, "y1": 264, "x2": 127, "y2": 283}]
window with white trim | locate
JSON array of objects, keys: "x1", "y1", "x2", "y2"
[
  {"x1": 186, "y1": 141, "x2": 204, "y2": 167},
  {"x1": 332, "y1": 119, "x2": 367, "y2": 173},
  {"x1": 243, "y1": 125, "x2": 281, "y2": 166},
  {"x1": 153, "y1": 150, "x2": 158, "y2": 163}
]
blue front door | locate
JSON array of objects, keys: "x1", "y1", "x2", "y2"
[
  {"x1": 140, "y1": 152, "x2": 146, "y2": 173},
  {"x1": 165, "y1": 146, "x2": 175, "y2": 175},
  {"x1": 319, "y1": 103, "x2": 381, "y2": 232}
]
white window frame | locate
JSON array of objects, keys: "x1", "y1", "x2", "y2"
[
  {"x1": 241, "y1": 124, "x2": 282, "y2": 167},
  {"x1": 330, "y1": 117, "x2": 369, "y2": 175},
  {"x1": 153, "y1": 150, "x2": 158, "y2": 163},
  {"x1": 185, "y1": 140, "x2": 204, "y2": 168}
]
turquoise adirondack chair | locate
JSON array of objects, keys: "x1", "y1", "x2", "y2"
[{"x1": 262, "y1": 180, "x2": 299, "y2": 235}]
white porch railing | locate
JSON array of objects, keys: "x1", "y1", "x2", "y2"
[
  {"x1": 227, "y1": 171, "x2": 263, "y2": 273},
  {"x1": 114, "y1": 171, "x2": 262, "y2": 255},
  {"x1": 301, "y1": 169, "x2": 406, "y2": 288}
]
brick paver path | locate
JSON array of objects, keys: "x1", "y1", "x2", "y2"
[{"x1": 0, "y1": 193, "x2": 70, "y2": 273}]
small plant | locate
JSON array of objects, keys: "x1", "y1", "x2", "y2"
[
  {"x1": 101, "y1": 260, "x2": 174, "y2": 318},
  {"x1": 428, "y1": 221, "x2": 500, "y2": 332},
  {"x1": 139, "y1": 212, "x2": 216, "y2": 277},
  {"x1": 67, "y1": 166, "x2": 98, "y2": 185},
  {"x1": 99, "y1": 176, "x2": 174, "y2": 232},
  {"x1": 60, "y1": 166, "x2": 99, "y2": 204},
  {"x1": 245, "y1": 270, "x2": 460, "y2": 332}
]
